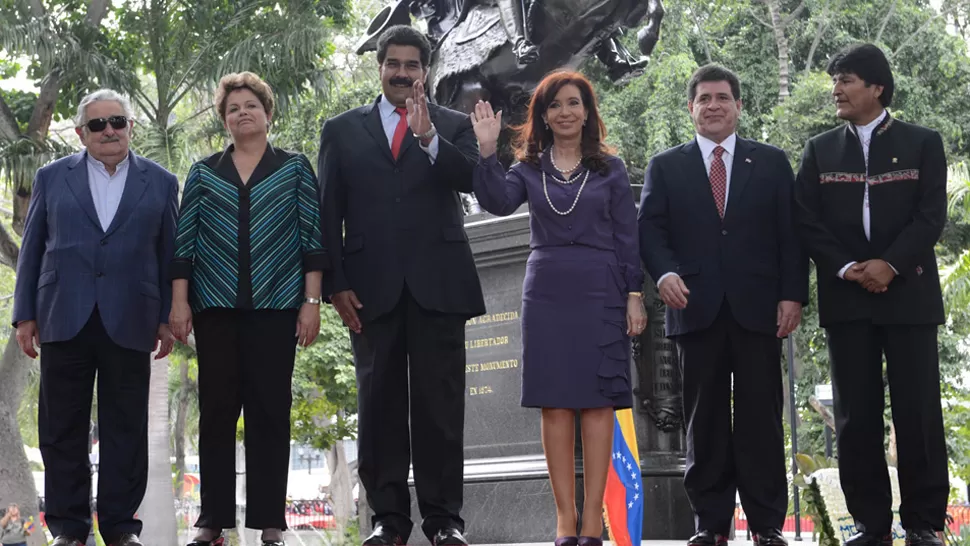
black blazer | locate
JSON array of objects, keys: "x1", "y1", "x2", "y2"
[
  {"x1": 638, "y1": 137, "x2": 808, "y2": 337},
  {"x1": 794, "y1": 114, "x2": 946, "y2": 327},
  {"x1": 317, "y1": 96, "x2": 486, "y2": 322}
]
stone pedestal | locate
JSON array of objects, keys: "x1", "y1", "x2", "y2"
[{"x1": 359, "y1": 208, "x2": 694, "y2": 543}]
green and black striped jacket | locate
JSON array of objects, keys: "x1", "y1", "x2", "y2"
[{"x1": 171, "y1": 144, "x2": 326, "y2": 313}]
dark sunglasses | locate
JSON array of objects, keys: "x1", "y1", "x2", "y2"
[{"x1": 82, "y1": 116, "x2": 130, "y2": 132}]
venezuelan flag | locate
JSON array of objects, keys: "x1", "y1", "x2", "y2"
[{"x1": 603, "y1": 408, "x2": 643, "y2": 546}]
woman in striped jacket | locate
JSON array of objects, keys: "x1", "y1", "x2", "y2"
[{"x1": 169, "y1": 71, "x2": 326, "y2": 546}]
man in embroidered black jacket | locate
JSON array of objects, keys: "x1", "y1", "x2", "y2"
[{"x1": 794, "y1": 43, "x2": 948, "y2": 546}]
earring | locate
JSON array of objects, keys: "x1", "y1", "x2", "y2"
[{"x1": 583, "y1": 118, "x2": 587, "y2": 126}]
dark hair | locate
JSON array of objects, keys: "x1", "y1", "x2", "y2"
[
  {"x1": 376, "y1": 25, "x2": 432, "y2": 68},
  {"x1": 512, "y1": 70, "x2": 615, "y2": 174},
  {"x1": 826, "y1": 43, "x2": 894, "y2": 107},
  {"x1": 687, "y1": 64, "x2": 742, "y2": 102}
]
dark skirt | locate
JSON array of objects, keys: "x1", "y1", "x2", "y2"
[{"x1": 520, "y1": 245, "x2": 633, "y2": 409}]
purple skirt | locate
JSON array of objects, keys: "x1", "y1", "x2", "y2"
[{"x1": 520, "y1": 245, "x2": 633, "y2": 409}]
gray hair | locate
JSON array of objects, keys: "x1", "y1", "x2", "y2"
[{"x1": 74, "y1": 89, "x2": 135, "y2": 127}]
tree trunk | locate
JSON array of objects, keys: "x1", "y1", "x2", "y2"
[
  {"x1": 0, "y1": 332, "x2": 46, "y2": 546},
  {"x1": 25, "y1": 71, "x2": 62, "y2": 142},
  {"x1": 0, "y1": 94, "x2": 20, "y2": 142},
  {"x1": 325, "y1": 440, "x2": 354, "y2": 538},
  {"x1": 764, "y1": 0, "x2": 791, "y2": 103},
  {"x1": 137, "y1": 356, "x2": 178, "y2": 546},
  {"x1": 173, "y1": 359, "x2": 190, "y2": 499}
]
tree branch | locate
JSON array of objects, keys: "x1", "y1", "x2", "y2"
[
  {"x1": 0, "y1": 93, "x2": 22, "y2": 142},
  {"x1": 809, "y1": 395, "x2": 835, "y2": 431},
  {"x1": 875, "y1": 0, "x2": 897, "y2": 44},
  {"x1": 687, "y1": 0, "x2": 713, "y2": 63},
  {"x1": 748, "y1": 6, "x2": 773, "y2": 28},
  {"x1": 28, "y1": 0, "x2": 45, "y2": 18},
  {"x1": 131, "y1": 88, "x2": 159, "y2": 124},
  {"x1": 891, "y1": 2, "x2": 964, "y2": 59},
  {"x1": 85, "y1": 0, "x2": 111, "y2": 27},
  {"x1": 782, "y1": 0, "x2": 808, "y2": 27},
  {"x1": 0, "y1": 222, "x2": 21, "y2": 270}
]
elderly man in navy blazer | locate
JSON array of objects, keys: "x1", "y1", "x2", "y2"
[{"x1": 12, "y1": 89, "x2": 179, "y2": 546}]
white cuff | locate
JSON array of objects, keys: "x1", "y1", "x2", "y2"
[
  {"x1": 837, "y1": 261, "x2": 857, "y2": 279},
  {"x1": 419, "y1": 134, "x2": 439, "y2": 164},
  {"x1": 657, "y1": 271, "x2": 678, "y2": 286}
]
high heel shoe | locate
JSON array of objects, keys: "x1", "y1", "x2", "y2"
[
  {"x1": 555, "y1": 537, "x2": 579, "y2": 546},
  {"x1": 578, "y1": 537, "x2": 603, "y2": 546}
]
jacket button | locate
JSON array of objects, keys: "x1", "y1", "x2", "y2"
[
  {"x1": 721, "y1": 229, "x2": 728, "y2": 236},
  {"x1": 394, "y1": 168, "x2": 401, "y2": 174},
  {"x1": 100, "y1": 239, "x2": 107, "y2": 246},
  {"x1": 568, "y1": 225, "x2": 573, "y2": 230},
  {"x1": 96, "y1": 272, "x2": 104, "y2": 278},
  {"x1": 395, "y1": 197, "x2": 401, "y2": 203}
]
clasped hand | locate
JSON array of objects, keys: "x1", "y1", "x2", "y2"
[{"x1": 844, "y1": 259, "x2": 895, "y2": 293}]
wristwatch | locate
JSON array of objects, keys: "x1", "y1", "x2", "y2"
[
  {"x1": 304, "y1": 296, "x2": 321, "y2": 305},
  {"x1": 414, "y1": 124, "x2": 437, "y2": 142}
]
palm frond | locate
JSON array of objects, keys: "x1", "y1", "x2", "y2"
[
  {"x1": 0, "y1": 137, "x2": 76, "y2": 192},
  {"x1": 942, "y1": 248, "x2": 970, "y2": 312},
  {"x1": 0, "y1": 16, "x2": 59, "y2": 67}
]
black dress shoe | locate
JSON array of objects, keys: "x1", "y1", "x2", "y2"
[
  {"x1": 753, "y1": 529, "x2": 788, "y2": 546},
  {"x1": 433, "y1": 528, "x2": 468, "y2": 546},
  {"x1": 689, "y1": 530, "x2": 728, "y2": 546},
  {"x1": 109, "y1": 535, "x2": 143, "y2": 546},
  {"x1": 51, "y1": 537, "x2": 84, "y2": 546},
  {"x1": 187, "y1": 534, "x2": 225, "y2": 546},
  {"x1": 363, "y1": 523, "x2": 405, "y2": 546},
  {"x1": 844, "y1": 532, "x2": 893, "y2": 546},
  {"x1": 555, "y1": 537, "x2": 579, "y2": 546},
  {"x1": 905, "y1": 529, "x2": 942, "y2": 546}
]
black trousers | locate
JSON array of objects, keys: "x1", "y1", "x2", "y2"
[
  {"x1": 193, "y1": 308, "x2": 298, "y2": 530},
  {"x1": 351, "y1": 287, "x2": 466, "y2": 542},
  {"x1": 827, "y1": 321, "x2": 949, "y2": 533},
  {"x1": 674, "y1": 301, "x2": 787, "y2": 535},
  {"x1": 39, "y1": 309, "x2": 150, "y2": 545}
]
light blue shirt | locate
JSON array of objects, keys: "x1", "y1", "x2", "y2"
[
  {"x1": 379, "y1": 95, "x2": 439, "y2": 163},
  {"x1": 85, "y1": 152, "x2": 129, "y2": 231}
]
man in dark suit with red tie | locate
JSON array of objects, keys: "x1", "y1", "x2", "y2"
[
  {"x1": 638, "y1": 64, "x2": 808, "y2": 546},
  {"x1": 317, "y1": 25, "x2": 485, "y2": 546},
  {"x1": 794, "y1": 43, "x2": 948, "y2": 546}
]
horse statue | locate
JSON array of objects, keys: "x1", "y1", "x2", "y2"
[{"x1": 355, "y1": 0, "x2": 664, "y2": 133}]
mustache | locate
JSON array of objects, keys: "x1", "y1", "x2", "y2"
[
  {"x1": 390, "y1": 77, "x2": 414, "y2": 87},
  {"x1": 100, "y1": 135, "x2": 121, "y2": 143}
]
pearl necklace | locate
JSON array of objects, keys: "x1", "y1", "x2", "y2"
[
  {"x1": 543, "y1": 169, "x2": 590, "y2": 216},
  {"x1": 550, "y1": 145, "x2": 582, "y2": 175}
]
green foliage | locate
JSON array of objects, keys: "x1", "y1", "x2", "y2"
[
  {"x1": 763, "y1": 71, "x2": 841, "y2": 165},
  {"x1": 791, "y1": 454, "x2": 840, "y2": 546},
  {"x1": 290, "y1": 306, "x2": 357, "y2": 450}
]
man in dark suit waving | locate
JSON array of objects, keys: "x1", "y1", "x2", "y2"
[
  {"x1": 317, "y1": 25, "x2": 485, "y2": 546},
  {"x1": 638, "y1": 64, "x2": 808, "y2": 546},
  {"x1": 794, "y1": 44, "x2": 948, "y2": 546}
]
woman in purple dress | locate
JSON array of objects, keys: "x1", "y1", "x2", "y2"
[{"x1": 470, "y1": 71, "x2": 646, "y2": 544}]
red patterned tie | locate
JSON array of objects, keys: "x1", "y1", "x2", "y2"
[
  {"x1": 710, "y1": 145, "x2": 727, "y2": 219},
  {"x1": 391, "y1": 107, "x2": 408, "y2": 160}
]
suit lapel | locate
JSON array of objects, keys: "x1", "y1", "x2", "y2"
[
  {"x1": 364, "y1": 98, "x2": 396, "y2": 165},
  {"x1": 66, "y1": 153, "x2": 102, "y2": 231},
  {"x1": 724, "y1": 138, "x2": 754, "y2": 224},
  {"x1": 104, "y1": 153, "x2": 149, "y2": 237},
  {"x1": 682, "y1": 139, "x2": 721, "y2": 221}
]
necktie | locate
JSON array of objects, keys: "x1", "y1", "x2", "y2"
[
  {"x1": 710, "y1": 145, "x2": 727, "y2": 219},
  {"x1": 391, "y1": 107, "x2": 409, "y2": 160}
]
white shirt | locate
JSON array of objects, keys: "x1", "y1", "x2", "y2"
[
  {"x1": 86, "y1": 152, "x2": 130, "y2": 231},
  {"x1": 657, "y1": 133, "x2": 737, "y2": 287},
  {"x1": 379, "y1": 95, "x2": 438, "y2": 163},
  {"x1": 836, "y1": 110, "x2": 896, "y2": 279}
]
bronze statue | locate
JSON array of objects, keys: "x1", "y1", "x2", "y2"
[{"x1": 356, "y1": 0, "x2": 664, "y2": 151}]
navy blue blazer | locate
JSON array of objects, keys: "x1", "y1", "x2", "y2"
[
  {"x1": 13, "y1": 151, "x2": 179, "y2": 352},
  {"x1": 637, "y1": 137, "x2": 809, "y2": 337}
]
